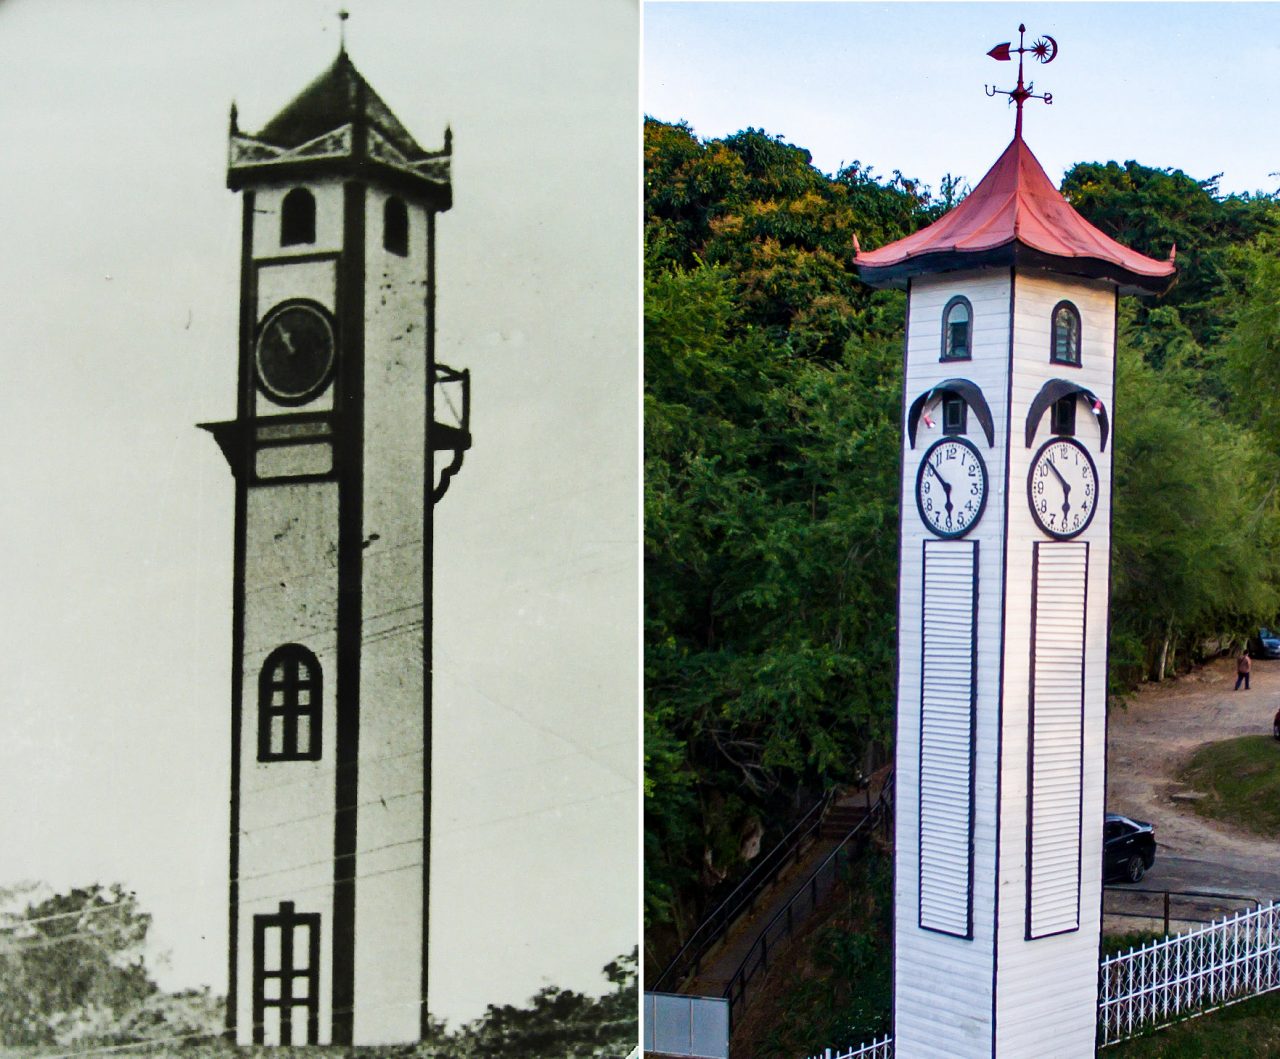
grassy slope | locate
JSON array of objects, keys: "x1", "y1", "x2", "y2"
[
  {"x1": 1178, "y1": 735, "x2": 1280, "y2": 834},
  {"x1": 1109, "y1": 988, "x2": 1280, "y2": 1057}
]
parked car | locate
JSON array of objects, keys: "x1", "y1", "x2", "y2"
[
  {"x1": 1104, "y1": 813, "x2": 1156, "y2": 883},
  {"x1": 1253, "y1": 628, "x2": 1280, "y2": 659}
]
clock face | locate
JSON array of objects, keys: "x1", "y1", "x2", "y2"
[
  {"x1": 1028, "y1": 437, "x2": 1099, "y2": 539},
  {"x1": 916, "y1": 437, "x2": 988, "y2": 539},
  {"x1": 255, "y1": 300, "x2": 337, "y2": 404}
]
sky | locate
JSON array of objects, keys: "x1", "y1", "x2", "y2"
[
  {"x1": 0, "y1": 0, "x2": 637, "y2": 1026},
  {"x1": 645, "y1": 3, "x2": 1280, "y2": 200}
]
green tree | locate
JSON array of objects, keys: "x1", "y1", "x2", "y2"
[
  {"x1": 1061, "y1": 159, "x2": 1277, "y2": 351},
  {"x1": 644, "y1": 119, "x2": 927, "y2": 961}
]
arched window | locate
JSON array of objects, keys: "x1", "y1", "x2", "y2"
[
  {"x1": 1051, "y1": 301, "x2": 1082, "y2": 366},
  {"x1": 258, "y1": 644, "x2": 322, "y2": 761},
  {"x1": 383, "y1": 196, "x2": 409, "y2": 256},
  {"x1": 281, "y1": 188, "x2": 316, "y2": 247},
  {"x1": 941, "y1": 296, "x2": 972, "y2": 360}
]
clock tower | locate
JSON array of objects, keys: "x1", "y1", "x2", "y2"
[
  {"x1": 201, "y1": 48, "x2": 469, "y2": 1046},
  {"x1": 856, "y1": 31, "x2": 1174, "y2": 1056}
]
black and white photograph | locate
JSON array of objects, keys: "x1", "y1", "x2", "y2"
[{"x1": 0, "y1": 1, "x2": 638, "y2": 1053}]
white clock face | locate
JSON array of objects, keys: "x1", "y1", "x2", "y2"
[
  {"x1": 1028, "y1": 437, "x2": 1099, "y2": 539},
  {"x1": 916, "y1": 437, "x2": 988, "y2": 539}
]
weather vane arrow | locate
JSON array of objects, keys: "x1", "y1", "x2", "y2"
[{"x1": 985, "y1": 24, "x2": 1058, "y2": 137}]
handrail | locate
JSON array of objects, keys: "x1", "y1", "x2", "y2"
[
  {"x1": 1103, "y1": 885, "x2": 1266, "y2": 935},
  {"x1": 721, "y1": 773, "x2": 894, "y2": 1025},
  {"x1": 651, "y1": 787, "x2": 837, "y2": 993}
]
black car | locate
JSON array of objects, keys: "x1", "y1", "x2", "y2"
[
  {"x1": 1255, "y1": 628, "x2": 1280, "y2": 660},
  {"x1": 1104, "y1": 813, "x2": 1156, "y2": 883}
]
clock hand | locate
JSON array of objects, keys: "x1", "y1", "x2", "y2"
[
  {"x1": 278, "y1": 326, "x2": 297, "y2": 356},
  {"x1": 1046, "y1": 458, "x2": 1071, "y2": 521},
  {"x1": 925, "y1": 461, "x2": 954, "y2": 517}
]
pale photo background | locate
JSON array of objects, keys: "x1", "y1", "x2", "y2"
[{"x1": 0, "y1": 0, "x2": 638, "y2": 1024}]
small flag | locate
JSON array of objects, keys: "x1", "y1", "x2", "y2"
[{"x1": 922, "y1": 412, "x2": 935, "y2": 429}]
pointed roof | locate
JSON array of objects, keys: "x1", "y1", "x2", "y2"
[
  {"x1": 856, "y1": 133, "x2": 1175, "y2": 295},
  {"x1": 226, "y1": 50, "x2": 451, "y2": 209},
  {"x1": 256, "y1": 51, "x2": 428, "y2": 160}
]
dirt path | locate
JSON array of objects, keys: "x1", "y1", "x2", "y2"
[{"x1": 1107, "y1": 655, "x2": 1280, "y2": 897}]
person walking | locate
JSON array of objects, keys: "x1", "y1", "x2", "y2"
[{"x1": 1236, "y1": 649, "x2": 1252, "y2": 691}]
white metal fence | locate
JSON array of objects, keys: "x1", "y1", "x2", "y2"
[
  {"x1": 807, "y1": 901, "x2": 1280, "y2": 1057},
  {"x1": 1099, "y1": 898, "x2": 1280, "y2": 1045},
  {"x1": 804, "y1": 1033, "x2": 894, "y2": 1059}
]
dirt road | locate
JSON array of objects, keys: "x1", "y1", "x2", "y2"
[{"x1": 1107, "y1": 655, "x2": 1280, "y2": 899}]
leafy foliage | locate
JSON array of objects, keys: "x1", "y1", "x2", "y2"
[
  {"x1": 0, "y1": 883, "x2": 156, "y2": 1046},
  {"x1": 645, "y1": 117, "x2": 1280, "y2": 975},
  {"x1": 645, "y1": 120, "x2": 921, "y2": 959}
]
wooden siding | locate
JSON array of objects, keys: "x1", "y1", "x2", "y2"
[
  {"x1": 894, "y1": 269, "x2": 1008, "y2": 1055},
  {"x1": 919, "y1": 540, "x2": 977, "y2": 937},
  {"x1": 993, "y1": 271, "x2": 1114, "y2": 1055},
  {"x1": 1027, "y1": 541, "x2": 1087, "y2": 939}
]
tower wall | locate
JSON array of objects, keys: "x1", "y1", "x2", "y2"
[
  {"x1": 893, "y1": 268, "x2": 1116, "y2": 1056},
  {"x1": 351, "y1": 187, "x2": 430, "y2": 1045},
  {"x1": 993, "y1": 272, "x2": 1115, "y2": 1054},
  {"x1": 236, "y1": 483, "x2": 341, "y2": 1045},
  {"x1": 894, "y1": 269, "x2": 1010, "y2": 1055}
]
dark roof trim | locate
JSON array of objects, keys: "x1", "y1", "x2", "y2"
[
  {"x1": 228, "y1": 156, "x2": 451, "y2": 211},
  {"x1": 1025, "y1": 379, "x2": 1109, "y2": 451},
  {"x1": 858, "y1": 241, "x2": 1175, "y2": 297},
  {"x1": 908, "y1": 378, "x2": 995, "y2": 449}
]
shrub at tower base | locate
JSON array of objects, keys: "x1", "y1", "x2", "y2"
[
  {"x1": 644, "y1": 116, "x2": 1280, "y2": 970},
  {"x1": 0, "y1": 882, "x2": 637, "y2": 1056}
]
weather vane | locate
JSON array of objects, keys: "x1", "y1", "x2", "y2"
[{"x1": 985, "y1": 23, "x2": 1058, "y2": 137}]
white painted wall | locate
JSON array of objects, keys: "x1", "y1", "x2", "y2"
[
  {"x1": 895, "y1": 268, "x2": 1009, "y2": 1056},
  {"x1": 993, "y1": 272, "x2": 1115, "y2": 1056},
  {"x1": 895, "y1": 268, "x2": 1116, "y2": 1057}
]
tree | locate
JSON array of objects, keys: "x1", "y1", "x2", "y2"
[
  {"x1": 0, "y1": 883, "x2": 156, "y2": 1046},
  {"x1": 644, "y1": 120, "x2": 926, "y2": 961}
]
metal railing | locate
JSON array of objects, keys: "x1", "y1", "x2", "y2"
[
  {"x1": 1103, "y1": 886, "x2": 1263, "y2": 936},
  {"x1": 1099, "y1": 899, "x2": 1280, "y2": 1045},
  {"x1": 722, "y1": 776, "x2": 893, "y2": 1025},
  {"x1": 651, "y1": 788, "x2": 837, "y2": 993},
  {"x1": 805, "y1": 1034, "x2": 894, "y2": 1059}
]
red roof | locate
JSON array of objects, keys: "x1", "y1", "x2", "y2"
[{"x1": 856, "y1": 132, "x2": 1176, "y2": 295}]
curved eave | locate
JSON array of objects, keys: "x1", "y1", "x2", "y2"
[
  {"x1": 857, "y1": 240, "x2": 1175, "y2": 297},
  {"x1": 228, "y1": 156, "x2": 452, "y2": 211}
]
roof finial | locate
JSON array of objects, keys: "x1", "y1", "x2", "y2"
[
  {"x1": 985, "y1": 24, "x2": 1058, "y2": 138},
  {"x1": 338, "y1": 9, "x2": 349, "y2": 54}
]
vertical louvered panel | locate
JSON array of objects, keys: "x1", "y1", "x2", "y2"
[
  {"x1": 919, "y1": 539, "x2": 977, "y2": 937},
  {"x1": 1027, "y1": 541, "x2": 1089, "y2": 939}
]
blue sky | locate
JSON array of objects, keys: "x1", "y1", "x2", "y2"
[{"x1": 646, "y1": 3, "x2": 1280, "y2": 197}]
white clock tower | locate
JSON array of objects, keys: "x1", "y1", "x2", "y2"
[
  {"x1": 856, "y1": 30, "x2": 1175, "y2": 1056},
  {"x1": 202, "y1": 46, "x2": 470, "y2": 1047}
]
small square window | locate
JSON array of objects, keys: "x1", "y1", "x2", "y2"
[
  {"x1": 942, "y1": 394, "x2": 967, "y2": 436},
  {"x1": 1051, "y1": 395, "x2": 1077, "y2": 436}
]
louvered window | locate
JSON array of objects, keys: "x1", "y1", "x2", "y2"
[{"x1": 1027, "y1": 541, "x2": 1088, "y2": 939}]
